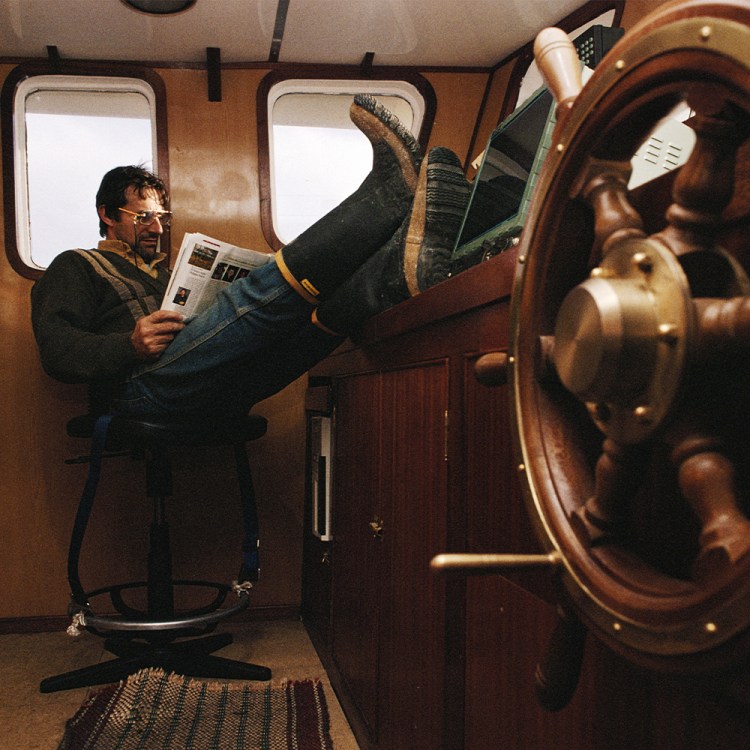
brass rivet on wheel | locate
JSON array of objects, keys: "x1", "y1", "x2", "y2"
[
  {"x1": 518, "y1": 463, "x2": 526, "y2": 473},
  {"x1": 700, "y1": 25, "x2": 712, "y2": 41},
  {"x1": 705, "y1": 621, "x2": 718, "y2": 633},
  {"x1": 632, "y1": 251, "x2": 653, "y2": 273},
  {"x1": 613, "y1": 621, "x2": 622, "y2": 631},
  {"x1": 634, "y1": 405, "x2": 652, "y2": 424},
  {"x1": 615, "y1": 59, "x2": 625, "y2": 71},
  {"x1": 658, "y1": 323, "x2": 678, "y2": 344},
  {"x1": 556, "y1": 143, "x2": 564, "y2": 153}
]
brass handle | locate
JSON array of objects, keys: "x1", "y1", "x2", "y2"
[
  {"x1": 431, "y1": 551, "x2": 562, "y2": 575},
  {"x1": 534, "y1": 27, "x2": 583, "y2": 112},
  {"x1": 369, "y1": 517, "x2": 384, "y2": 539}
]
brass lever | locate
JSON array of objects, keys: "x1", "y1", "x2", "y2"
[{"x1": 431, "y1": 551, "x2": 562, "y2": 574}]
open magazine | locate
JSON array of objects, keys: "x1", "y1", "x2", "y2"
[{"x1": 161, "y1": 232, "x2": 272, "y2": 318}]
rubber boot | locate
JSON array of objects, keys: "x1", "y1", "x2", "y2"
[
  {"x1": 275, "y1": 94, "x2": 422, "y2": 303},
  {"x1": 313, "y1": 146, "x2": 470, "y2": 336}
]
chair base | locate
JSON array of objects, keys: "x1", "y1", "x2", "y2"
[
  {"x1": 39, "y1": 632, "x2": 272, "y2": 693},
  {"x1": 51, "y1": 413, "x2": 272, "y2": 696}
]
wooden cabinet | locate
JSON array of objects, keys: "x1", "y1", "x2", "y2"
[
  {"x1": 302, "y1": 250, "x2": 750, "y2": 749},
  {"x1": 303, "y1": 253, "x2": 517, "y2": 750}
]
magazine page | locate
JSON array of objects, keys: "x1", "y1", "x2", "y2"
[{"x1": 162, "y1": 233, "x2": 272, "y2": 319}]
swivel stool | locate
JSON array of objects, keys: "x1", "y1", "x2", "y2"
[{"x1": 40, "y1": 412, "x2": 272, "y2": 693}]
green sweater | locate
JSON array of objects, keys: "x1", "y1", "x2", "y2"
[{"x1": 31, "y1": 244, "x2": 170, "y2": 397}]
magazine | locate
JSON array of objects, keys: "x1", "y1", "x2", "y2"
[{"x1": 161, "y1": 232, "x2": 272, "y2": 318}]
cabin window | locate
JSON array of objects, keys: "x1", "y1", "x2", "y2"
[
  {"x1": 260, "y1": 78, "x2": 433, "y2": 248},
  {"x1": 2, "y1": 69, "x2": 166, "y2": 278}
]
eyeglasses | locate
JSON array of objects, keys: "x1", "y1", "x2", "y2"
[{"x1": 118, "y1": 207, "x2": 172, "y2": 227}]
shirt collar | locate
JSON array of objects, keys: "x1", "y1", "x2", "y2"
[{"x1": 97, "y1": 239, "x2": 167, "y2": 279}]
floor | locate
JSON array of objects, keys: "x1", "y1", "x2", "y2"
[{"x1": 0, "y1": 619, "x2": 359, "y2": 750}]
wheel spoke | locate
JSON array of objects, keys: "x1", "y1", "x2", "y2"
[
  {"x1": 657, "y1": 91, "x2": 750, "y2": 258},
  {"x1": 669, "y1": 431, "x2": 750, "y2": 578},
  {"x1": 574, "y1": 157, "x2": 645, "y2": 262}
]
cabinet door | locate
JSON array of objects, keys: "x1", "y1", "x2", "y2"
[
  {"x1": 331, "y1": 372, "x2": 384, "y2": 743},
  {"x1": 379, "y1": 361, "x2": 449, "y2": 750},
  {"x1": 331, "y1": 362, "x2": 450, "y2": 750}
]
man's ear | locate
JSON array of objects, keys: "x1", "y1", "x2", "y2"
[{"x1": 97, "y1": 205, "x2": 114, "y2": 227}]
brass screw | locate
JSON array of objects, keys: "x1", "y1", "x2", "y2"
[
  {"x1": 632, "y1": 252, "x2": 653, "y2": 273},
  {"x1": 634, "y1": 405, "x2": 652, "y2": 424},
  {"x1": 658, "y1": 323, "x2": 678, "y2": 344}
]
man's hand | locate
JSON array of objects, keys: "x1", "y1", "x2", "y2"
[{"x1": 131, "y1": 310, "x2": 186, "y2": 360}]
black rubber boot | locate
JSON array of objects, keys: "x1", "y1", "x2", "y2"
[
  {"x1": 313, "y1": 146, "x2": 470, "y2": 336},
  {"x1": 276, "y1": 94, "x2": 421, "y2": 303}
]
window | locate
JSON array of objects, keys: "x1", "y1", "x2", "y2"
[
  {"x1": 2, "y1": 66, "x2": 167, "y2": 277},
  {"x1": 259, "y1": 75, "x2": 435, "y2": 249}
]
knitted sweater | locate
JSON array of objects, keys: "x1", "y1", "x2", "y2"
[{"x1": 31, "y1": 243, "x2": 170, "y2": 396}]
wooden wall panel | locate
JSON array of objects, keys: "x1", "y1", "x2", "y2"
[
  {"x1": 422, "y1": 71, "x2": 489, "y2": 161},
  {"x1": 464, "y1": 62, "x2": 514, "y2": 175},
  {"x1": 157, "y1": 67, "x2": 273, "y2": 254}
]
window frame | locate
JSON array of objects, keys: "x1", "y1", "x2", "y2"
[
  {"x1": 257, "y1": 70, "x2": 436, "y2": 251},
  {"x1": 1, "y1": 62, "x2": 170, "y2": 280}
]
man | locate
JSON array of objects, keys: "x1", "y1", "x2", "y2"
[{"x1": 31, "y1": 96, "x2": 470, "y2": 421}]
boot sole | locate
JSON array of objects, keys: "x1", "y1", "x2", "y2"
[{"x1": 350, "y1": 94, "x2": 421, "y2": 192}]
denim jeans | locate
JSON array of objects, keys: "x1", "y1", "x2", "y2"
[{"x1": 112, "y1": 259, "x2": 342, "y2": 419}]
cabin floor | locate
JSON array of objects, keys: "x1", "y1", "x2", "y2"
[{"x1": 0, "y1": 618, "x2": 358, "y2": 749}]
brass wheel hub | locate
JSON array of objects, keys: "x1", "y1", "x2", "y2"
[{"x1": 553, "y1": 238, "x2": 694, "y2": 444}]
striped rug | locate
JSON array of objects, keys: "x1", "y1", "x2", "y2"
[{"x1": 57, "y1": 668, "x2": 334, "y2": 749}]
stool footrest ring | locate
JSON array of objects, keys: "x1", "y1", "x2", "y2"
[{"x1": 67, "y1": 583, "x2": 251, "y2": 635}]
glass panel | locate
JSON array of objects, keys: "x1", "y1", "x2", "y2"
[
  {"x1": 452, "y1": 87, "x2": 556, "y2": 270},
  {"x1": 16, "y1": 77, "x2": 156, "y2": 270}
]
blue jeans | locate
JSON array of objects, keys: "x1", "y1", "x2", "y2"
[{"x1": 112, "y1": 260, "x2": 343, "y2": 419}]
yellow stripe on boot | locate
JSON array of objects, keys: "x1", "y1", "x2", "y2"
[{"x1": 275, "y1": 251, "x2": 320, "y2": 304}]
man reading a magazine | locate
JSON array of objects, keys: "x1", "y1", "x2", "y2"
[{"x1": 31, "y1": 95, "x2": 470, "y2": 420}]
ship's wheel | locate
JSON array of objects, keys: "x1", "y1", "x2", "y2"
[{"x1": 508, "y1": 0, "x2": 750, "y2": 699}]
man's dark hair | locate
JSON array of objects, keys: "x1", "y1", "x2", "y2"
[{"x1": 96, "y1": 165, "x2": 169, "y2": 237}]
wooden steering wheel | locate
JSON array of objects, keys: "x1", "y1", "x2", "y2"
[{"x1": 509, "y1": 0, "x2": 750, "y2": 699}]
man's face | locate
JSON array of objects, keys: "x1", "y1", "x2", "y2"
[{"x1": 102, "y1": 186, "x2": 166, "y2": 262}]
